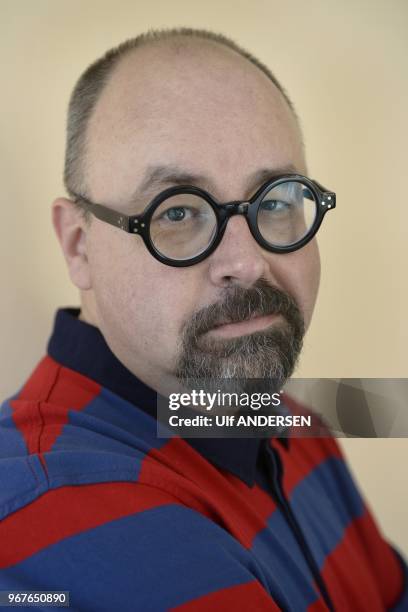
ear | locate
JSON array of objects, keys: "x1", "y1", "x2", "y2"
[{"x1": 52, "y1": 197, "x2": 92, "y2": 290}]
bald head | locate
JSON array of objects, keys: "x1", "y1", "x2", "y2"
[
  {"x1": 64, "y1": 28, "x2": 303, "y2": 203},
  {"x1": 82, "y1": 36, "x2": 305, "y2": 210}
]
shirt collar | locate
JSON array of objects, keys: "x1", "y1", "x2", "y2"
[{"x1": 47, "y1": 308, "x2": 287, "y2": 486}]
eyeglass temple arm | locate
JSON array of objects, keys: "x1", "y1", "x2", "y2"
[{"x1": 74, "y1": 196, "x2": 133, "y2": 232}]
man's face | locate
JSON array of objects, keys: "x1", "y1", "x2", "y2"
[{"x1": 62, "y1": 40, "x2": 320, "y2": 393}]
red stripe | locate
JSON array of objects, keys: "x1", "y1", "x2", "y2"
[
  {"x1": 170, "y1": 580, "x2": 281, "y2": 611},
  {"x1": 14, "y1": 356, "x2": 62, "y2": 402},
  {"x1": 0, "y1": 481, "x2": 175, "y2": 569},
  {"x1": 321, "y1": 510, "x2": 404, "y2": 610},
  {"x1": 11, "y1": 356, "x2": 100, "y2": 455},
  {"x1": 139, "y1": 438, "x2": 275, "y2": 548}
]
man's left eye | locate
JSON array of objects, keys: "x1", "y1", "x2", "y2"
[{"x1": 260, "y1": 199, "x2": 291, "y2": 212}]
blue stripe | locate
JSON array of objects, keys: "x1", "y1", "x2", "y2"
[
  {"x1": 52, "y1": 388, "x2": 168, "y2": 455},
  {"x1": 0, "y1": 504, "x2": 277, "y2": 611},
  {"x1": 0, "y1": 400, "x2": 29, "y2": 458},
  {"x1": 0, "y1": 455, "x2": 48, "y2": 520},
  {"x1": 45, "y1": 389, "x2": 170, "y2": 487},
  {"x1": 252, "y1": 509, "x2": 321, "y2": 610},
  {"x1": 0, "y1": 400, "x2": 51, "y2": 518},
  {"x1": 44, "y1": 450, "x2": 142, "y2": 488},
  {"x1": 288, "y1": 457, "x2": 365, "y2": 569},
  {"x1": 83, "y1": 388, "x2": 167, "y2": 446}
]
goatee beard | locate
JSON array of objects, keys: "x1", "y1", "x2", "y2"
[{"x1": 174, "y1": 279, "x2": 305, "y2": 395}]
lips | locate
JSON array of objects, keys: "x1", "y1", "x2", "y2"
[
  {"x1": 211, "y1": 311, "x2": 276, "y2": 330},
  {"x1": 205, "y1": 312, "x2": 282, "y2": 340}
]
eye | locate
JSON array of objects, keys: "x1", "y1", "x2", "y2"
[
  {"x1": 162, "y1": 207, "x2": 192, "y2": 222},
  {"x1": 260, "y1": 199, "x2": 292, "y2": 212}
]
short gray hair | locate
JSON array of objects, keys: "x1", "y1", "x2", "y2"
[{"x1": 64, "y1": 27, "x2": 298, "y2": 208}]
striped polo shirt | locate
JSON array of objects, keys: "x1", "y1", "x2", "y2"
[{"x1": 0, "y1": 308, "x2": 406, "y2": 611}]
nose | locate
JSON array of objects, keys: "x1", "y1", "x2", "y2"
[{"x1": 208, "y1": 213, "x2": 270, "y2": 288}]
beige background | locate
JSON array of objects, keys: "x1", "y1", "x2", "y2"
[{"x1": 1, "y1": 0, "x2": 407, "y2": 553}]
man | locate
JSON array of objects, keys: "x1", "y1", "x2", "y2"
[{"x1": 0, "y1": 28, "x2": 406, "y2": 611}]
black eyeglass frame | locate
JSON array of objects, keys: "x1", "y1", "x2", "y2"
[{"x1": 73, "y1": 174, "x2": 336, "y2": 267}]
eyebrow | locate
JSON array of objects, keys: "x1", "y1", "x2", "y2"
[{"x1": 129, "y1": 162, "x2": 302, "y2": 205}]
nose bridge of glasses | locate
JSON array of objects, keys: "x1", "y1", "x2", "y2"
[{"x1": 223, "y1": 201, "x2": 250, "y2": 216}]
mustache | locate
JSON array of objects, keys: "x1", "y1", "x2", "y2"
[{"x1": 184, "y1": 278, "x2": 305, "y2": 339}]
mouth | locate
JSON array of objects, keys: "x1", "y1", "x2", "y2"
[{"x1": 206, "y1": 313, "x2": 282, "y2": 339}]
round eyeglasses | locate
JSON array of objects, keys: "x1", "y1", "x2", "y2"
[{"x1": 73, "y1": 174, "x2": 336, "y2": 267}]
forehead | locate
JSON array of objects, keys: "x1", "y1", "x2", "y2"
[{"x1": 85, "y1": 39, "x2": 305, "y2": 203}]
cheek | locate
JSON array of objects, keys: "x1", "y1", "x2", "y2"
[
  {"x1": 86, "y1": 228, "x2": 152, "y2": 344},
  {"x1": 295, "y1": 241, "x2": 321, "y2": 328},
  {"x1": 86, "y1": 226, "x2": 194, "y2": 353},
  {"x1": 272, "y1": 239, "x2": 321, "y2": 329}
]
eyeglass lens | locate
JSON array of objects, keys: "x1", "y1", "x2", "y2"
[
  {"x1": 150, "y1": 193, "x2": 218, "y2": 260},
  {"x1": 257, "y1": 181, "x2": 317, "y2": 247},
  {"x1": 149, "y1": 180, "x2": 318, "y2": 261}
]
